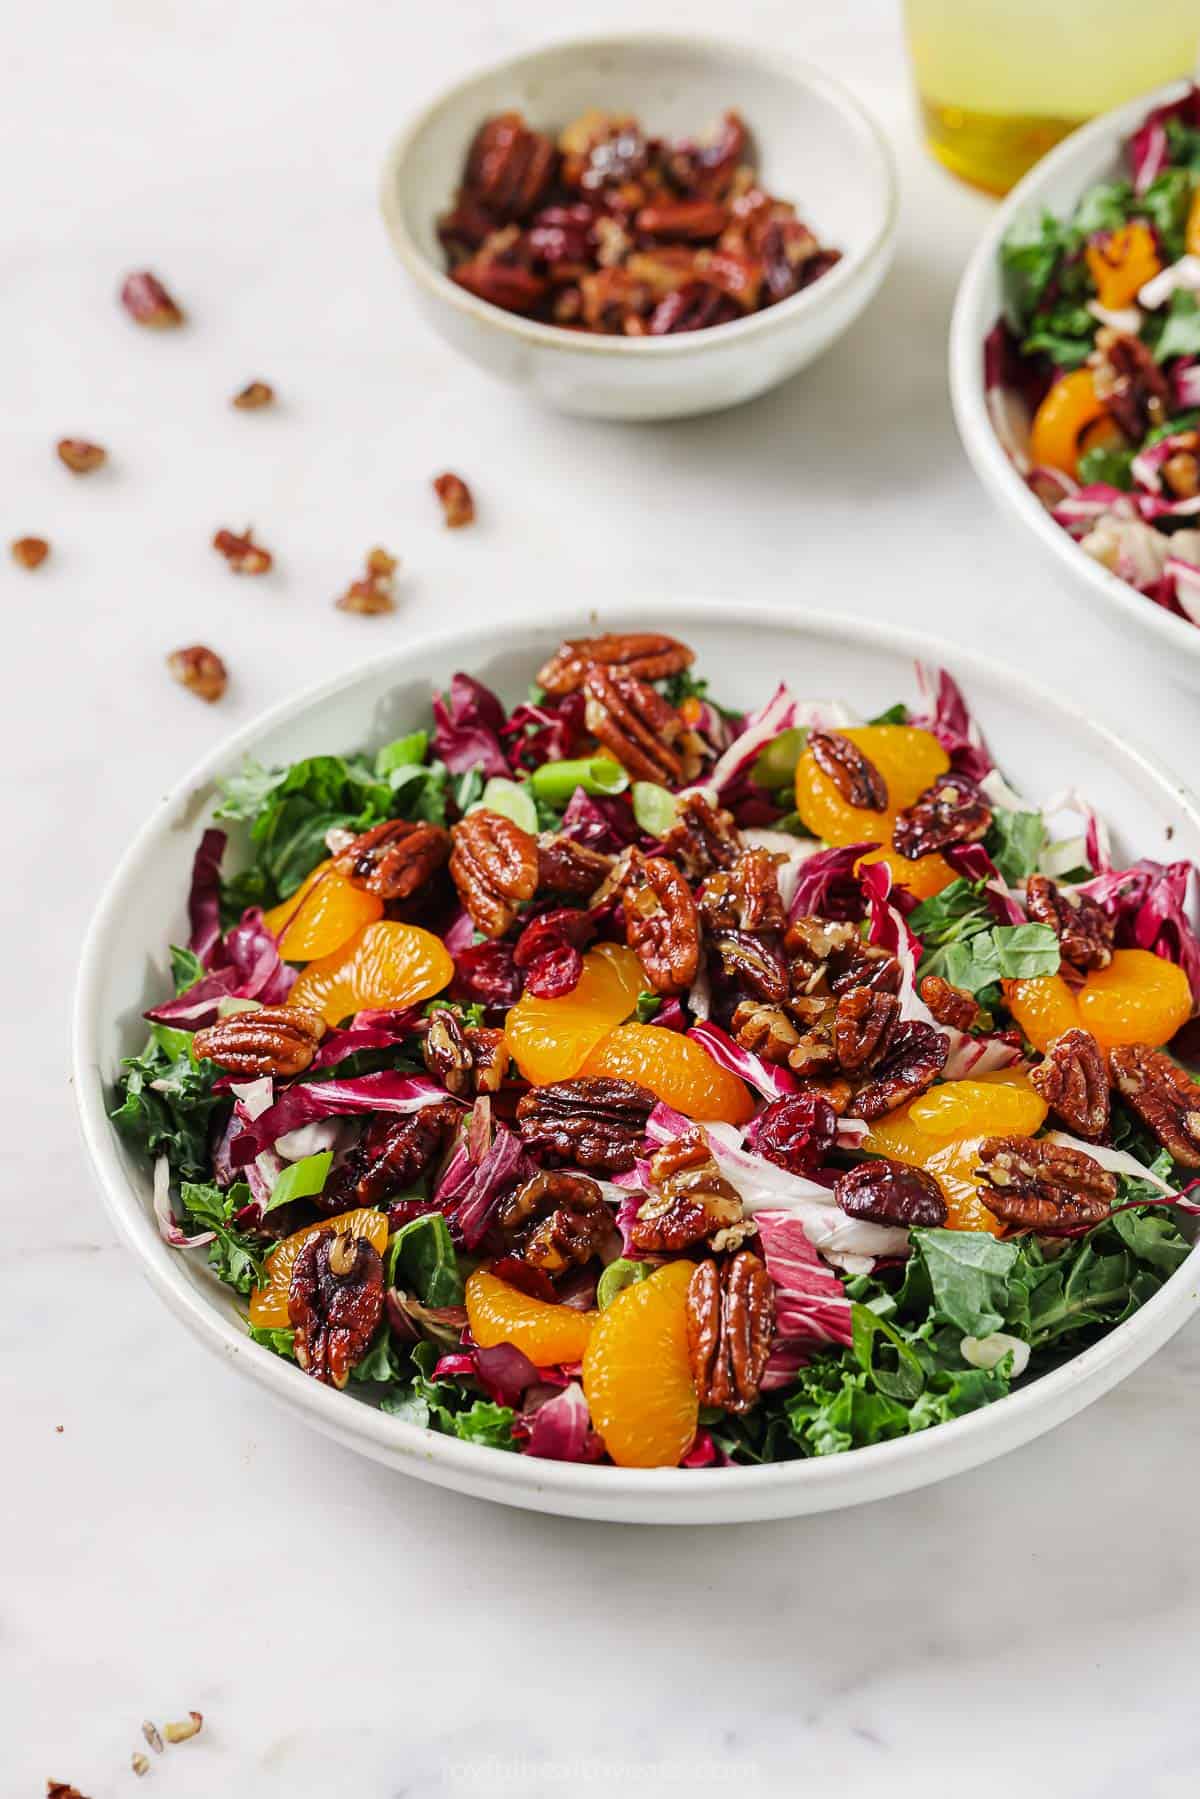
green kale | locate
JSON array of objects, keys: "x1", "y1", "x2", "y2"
[
  {"x1": 1076, "y1": 444, "x2": 1136, "y2": 490},
  {"x1": 178, "y1": 1180, "x2": 267, "y2": 1295},
  {"x1": 110, "y1": 1037, "x2": 227, "y2": 1184}
]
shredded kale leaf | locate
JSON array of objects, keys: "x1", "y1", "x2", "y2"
[{"x1": 110, "y1": 1035, "x2": 227, "y2": 1184}]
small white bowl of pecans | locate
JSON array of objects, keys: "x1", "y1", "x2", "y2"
[{"x1": 380, "y1": 33, "x2": 898, "y2": 420}]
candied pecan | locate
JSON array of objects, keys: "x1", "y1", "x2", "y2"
[
  {"x1": 289, "y1": 1229, "x2": 384, "y2": 1387},
  {"x1": 433, "y1": 472, "x2": 475, "y2": 528},
  {"x1": 1024, "y1": 874, "x2": 1114, "y2": 972},
  {"x1": 636, "y1": 198, "x2": 730, "y2": 239},
  {"x1": 515, "y1": 1076, "x2": 654, "y2": 1174},
  {"x1": 120, "y1": 269, "x2": 184, "y2": 327},
  {"x1": 665, "y1": 110, "x2": 748, "y2": 200},
  {"x1": 661, "y1": 792, "x2": 741, "y2": 878},
  {"x1": 450, "y1": 807, "x2": 539, "y2": 937},
  {"x1": 213, "y1": 526, "x2": 272, "y2": 575},
  {"x1": 893, "y1": 774, "x2": 991, "y2": 860},
  {"x1": 835, "y1": 986, "x2": 900, "y2": 1073},
  {"x1": 698, "y1": 248, "x2": 764, "y2": 311},
  {"x1": 754, "y1": 1092, "x2": 836, "y2": 1175},
  {"x1": 349, "y1": 1103, "x2": 458, "y2": 1206},
  {"x1": 1162, "y1": 434, "x2": 1200, "y2": 500},
  {"x1": 919, "y1": 974, "x2": 980, "y2": 1032},
  {"x1": 463, "y1": 112, "x2": 557, "y2": 219},
  {"x1": 835, "y1": 1159, "x2": 947, "y2": 1226},
  {"x1": 497, "y1": 1169, "x2": 615, "y2": 1274},
  {"x1": 686, "y1": 1251, "x2": 774, "y2": 1414},
  {"x1": 47, "y1": 1785, "x2": 91, "y2": 1798},
  {"x1": 786, "y1": 1022, "x2": 839, "y2": 1079},
  {"x1": 11, "y1": 535, "x2": 48, "y2": 569},
  {"x1": 584, "y1": 666, "x2": 698, "y2": 784},
  {"x1": 423, "y1": 1008, "x2": 473, "y2": 1097},
  {"x1": 536, "y1": 833, "x2": 614, "y2": 898},
  {"x1": 167, "y1": 643, "x2": 227, "y2": 702},
  {"x1": 577, "y1": 265, "x2": 654, "y2": 331},
  {"x1": 560, "y1": 112, "x2": 648, "y2": 193},
  {"x1": 334, "y1": 817, "x2": 451, "y2": 899},
  {"x1": 337, "y1": 546, "x2": 398, "y2": 615},
  {"x1": 623, "y1": 853, "x2": 701, "y2": 994},
  {"x1": 713, "y1": 929, "x2": 789, "y2": 1002},
  {"x1": 1089, "y1": 327, "x2": 1170, "y2": 440},
  {"x1": 453, "y1": 233, "x2": 548, "y2": 314},
  {"x1": 698, "y1": 848, "x2": 784, "y2": 931},
  {"x1": 232, "y1": 379, "x2": 274, "y2": 409},
  {"x1": 56, "y1": 438, "x2": 106, "y2": 474},
  {"x1": 761, "y1": 216, "x2": 824, "y2": 300},
  {"x1": 536, "y1": 630, "x2": 695, "y2": 696},
  {"x1": 1110, "y1": 1043, "x2": 1200, "y2": 1168},
  {"x1": 976, "y1": 1136, "x2": 1116, "y2": 1229},
  {"x1": 631, "y1": 1129, "x2": 745, "y2": 1252},
  {"x1": 732, "y1": 999, "x2": 801, "y2": 1064},
  {"x1": 647, "y1": 283, "x2": 740, "y2": 334},
  {"x1": 847, "y1": 1022, "x2": 949, "y2": 1120},
  {"x1": 1030, "y1": 1028, "x2": 1110, "y2": 1139},
  {"x1": 466, "y1": 1025, "x2": 509, "y2": 1094},
  {"x1": 193, "y1": 1004, "x2": 326, "y2": 1076},
  {"x1": 808, "y1": 731, "x2": 887, "y2": 810}
]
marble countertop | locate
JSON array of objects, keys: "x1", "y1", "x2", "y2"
[{"x1": 9, "y1": 1, "x2": 1200, "y2": 1792}]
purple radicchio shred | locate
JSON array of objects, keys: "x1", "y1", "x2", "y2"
[
  {"x1": 187, "y1": 828, "x2": 226, "y2": 967},
  {"x1": 431, "y1": 670, "x2": 510, "y2": 777}
]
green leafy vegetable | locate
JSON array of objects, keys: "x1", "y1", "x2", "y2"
[
  {"x1": 178, "y1": 1181, "x2": 266, "y2": 1294},
  {"x1": 987, "y1": 808, "x2": 1046, "y2": 885},
  {"x1": 867, "y1": 702, "x2": 909, "y2": 726},
  {"x1": 170, "y1": 945, "x2": 205, "y2": 994},
  {"x1": 941, "y1": 923, "x2": 1061, "y2": 995},
  {"x1": 1155, "y1": 290, "x2": 1200, "y2": 364},
  {"x1": 1076, "y1": 444, "x2": 1136, "y2": 490},
  {"x1": 248, "y1": 1324, "x2": 296, "y2": 1357},
  {"x1": 385, "y1": 1212, "x2": 464, "y2": 1307},
  {"x1": 111, "y1": 1038, "x2": 226, "y2": 1183},
  {"x1": 635, "y1": 991, "x2": 662, "y2": 1023}
]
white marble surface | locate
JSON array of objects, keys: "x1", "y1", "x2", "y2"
[{"x1": 8, "y1": 1, "x2": 1200, "y2": 1792}]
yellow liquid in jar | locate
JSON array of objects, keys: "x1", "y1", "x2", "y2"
[{"x1": 905, "y1": 0, "x2": 1197, "y2": 194}]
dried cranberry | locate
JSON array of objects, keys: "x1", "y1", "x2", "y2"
[
  {"x1": 524, "y1": 942, "x2": 584, "y2": 998},
  {"x1": 754, "y1": 1093, "x2": 836, "y2": 1176},
  {"x1": 452, "y1": 940, "x2": 523, "y2": 1006},
  {"x1": 513, "y1": 906, "x2": 596, "y2": 967},
  {"x1": 486, "y1": 1254, "x2": 558, "y2": 1303}
]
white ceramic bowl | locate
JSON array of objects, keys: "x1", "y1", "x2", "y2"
[
  {"x1": 379, "y1": 34, "x2": 898, "y2": 420},
  {"x1": 950, "y1": 79, "x2": 1200, "y2": 690},
  {"x1": 75, "y1": 602, "x2": 1200, "y2": 1524}
]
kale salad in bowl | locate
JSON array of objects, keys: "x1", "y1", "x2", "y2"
[{"x1": 76, "y1": 608, "x2": 1200, "y2": 1521}]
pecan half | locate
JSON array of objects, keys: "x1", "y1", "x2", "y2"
[
  {"x1": 536, "y1": 833, "x2": 614, "y2": 899},
  {"x1": 288, "y1": 1230, "x2": 384, "y2": 1387},
  {"x1": 232, "y1": 379, "x2": 274, "y2": 409},
  {"x1": 712, "y1": 928, "x2": 789, "y2": 1002},
  {"x1": 193, "y1": 1005, "x2": 325, "y2": 1075},
  {"x1": 120, "y1": 269, "x2": 185, "y2": 327},
  {"x1": 1089, "y1": 327, "x2": 1170, "y2": 440},
  {"x1": 463, "y1": 112, "x2": 557, "y2": 218},
  {"x1": 698, "y1": 848, "x2": 784, "y2": 932},
  {"x1": 433, "y1": 472, "x2": 475, "y2": 528},
  {"x1": 786, "y1": 915, "x2": 899, "y2": 1000},
  {"x1": 516, "y1": 1076, "x2": 654, "y2": 1173},
  {"x1": 631, "y1": 1128, "x2": 744, "y2": 1252},
  {"x1": 167, "y1": 643, "x2": 227, "y2": 702},
  {"x1": 623, "y1": 853, "x2": 701, "y2": 994},
  {"x1": 213, "y1": 526, "x2": 272, "y2": 574},
  {"x1": 686, "y1": 1252, "x2": 774, "y2": 1414},
  {"x1": 731, "y1": 1000, "x2": 801, "y2": 1064},
  {"x1": 1110, "y1": 1043, "x2": 1200, "y2": 1168},
  {"x1": 1024, "y1": 874, "x2": 1114, "y2": 972},
  {"x1": 11, "y1": 535, "x2": 49, "y2": 569},
  {"x1": 893, "y1": 774, "x2": 991, "y2": 860},
  {"x1": 497, "y1": 1169, "x2": 615, "y2": 1274},
  {"x1": 976, "y1": 1136, "x2": 1116, "y2": 1229},
  {"x1": 56, "y1": 437, "x2": 107, "y2": 474},
  {"x1": 834, "y1": 986, "x2": 900, "y2": 1073},
  {"x1": 661, "y1": 791, "x2": 741, "y2": 878},
  {"x1": 334, "y1": 817, "x2": 451, "y2": 899},
  {"x1": 450, "y1": 807, "x2": 539, "y2": 937},
  {"x1": 808, "y1": 731, "x2": 887, "y2": 811},
  {"x1": 537, "y1": 630, "x2": 695, "y2": 696},
  {"x1": 584, "y1": 665, "x2": 698, "y2": 785},
  {"x1": 337, "y1": 546, "x2": 399, "y2": 615},
  {"x1": 835, "y1": 1159, "x2": 947, "y2": 1226},
  {"x1": 1030, "y1": 1028, "x2": 1110, "y2": 1139},
  {"x1": 1162, "y1": 434, "x2": 1200, "y2": 500},
  {"x1": 919, "y1": 974, "x2": 980, "y2": 1032},
  {"x1": 422, "y1": 1010, "x2": 510, "y2": 1097},
  {"x1": 846, "y1": 1021, "x2": 949, "y2": 1119},
  {"x1": 345, "y1": 1103, "x2": 458, "y2": 1206},
  {"x1": 466, "y1": 1025, "x2": 509, "y2": 1094}
]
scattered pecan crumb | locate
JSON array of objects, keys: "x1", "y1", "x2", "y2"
[
  {"x1": 47, "y1": 1783, "x2": 90, "y2": 1797},
  {"x1": 55, "y1": 1423, "x2": 63, "y2": 1432},
  {"x1": 57, "y1": 438, "x2": 107, "y2": 475},
  {"x1": 120, "y1": 270, "x2": 185, "y2": 327},
  {"x1": 141, "y1": 1721, "x2": 164, "y2": 1755},
  {"x1": 337, "y1": 546, "x2": 398, "y2": 614},
  {"x1": 131, "y1": 1752, "x2": 150, "y2": 1777},
  {"x1": 167, "y1": 644, "x2": 227, "y2": 703},
  {"x1": 11, "y1": 535, "x2": 49, "y2": 569},
  {"x1": 433, "y1": 471, "x2": 475, "y2": 528},
  {"x1": 163, "y1": 1712, "x2": 204, "y2": 1744},
  {"x1": 232, "y1": 379, "x2": 274, "y2": 410},
  {"x1": 212, "y1": 526, "x2": 272, "y2": 574}
]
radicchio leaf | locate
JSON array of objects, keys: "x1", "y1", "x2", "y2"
[
  {"x1": 911, "y1": 663, "x2": 994, "y2": 783},
  {"x1": 228, "y1": 1073, "x2": 449, "y2": 1167},
  {"x1": 187, "y1": 828, "x2": 226, "y2": 967},
  {"x1": 431, "y1": 671, "x2": 510, "y2": 777},
  {"x1": 686, "y1": 1018, "x2": 799, "y2": 1101},
  {"x1": 522, "y1": 1381, "x2": 604, "y2": 1462}
]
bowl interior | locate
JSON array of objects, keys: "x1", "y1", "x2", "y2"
[{"x1": 391, "y1": 36, "x2": 892, "y2": 292}]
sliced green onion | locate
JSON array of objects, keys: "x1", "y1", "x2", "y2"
[
  {"x1": 529, "y1": 756, "x2": 629, "y2": 806},
  {"x1": 597, "y1": 1258, "x2": 652, "y2": 1311},
  {"x1": 265, "y1": 1150, "x2": 333, "y2": 1214},
  {"x1": 750, "y1": 727, "x2": 807, "y2": 791},
  {"x1": 473, "y1": 775, "x2": 539, "y2": 835},
  {"x1": 631, "y1": 780, "x2": 679, "y2": 839}
]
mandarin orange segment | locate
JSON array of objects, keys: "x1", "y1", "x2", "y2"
[
  {"x1": 286, "y1": 920, "x2": 453, "y2": 1028},
  {"x1": 263, "y1": 860, "x2": 382, "y2": 961},
  {"x1": 858, "y1": 843, "x2": 955, "y2": 903},
  {"x1": 582, "y1": 1023, "x2": 755, "y2": 1125},
  {"x1": 465, "y1": 1267, "x2": 597, "y2": 1364},
  {"x1": 1003, "y1": 974, "x2": 1082, "y2": 1053},
  {"x1": 1029, "y1": 368, "x2": 1107, "y2": 477},
  {"x1": 582, "y1": 1260, "x2": 697, "y2": 1469},
  {"x1": 1076, "y1": 948, "x2": 1193, "y2": 1050},
  {"x1": 924, "y1": 1139, "x2": 1006, "y2": 1236},
  {"x1": 1084, "y1": 220, "x2": 1160, "y2": 312},
  {"x1": 505, "y1": 942, "x2": 644, "y2": 1085},
  {"x1": 907, "y1": 1074, "x2": 1047, "y2": 1140},
  {"x1": 249, "y1": 1207, "x2": 389, "y2": 1329},
  {"x1": 793, "y1": 726, "x2": 950, "y2": 847}
]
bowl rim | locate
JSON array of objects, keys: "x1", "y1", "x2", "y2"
[
  {"x1": 949, "y1": 76, "x2": 1200, "y2": 667},
  {"x1": 73, "y1": 599, "x2": 1200, "y2": 1515},
  {"x1": 378, "y1": 28, "x2": 900, "y2": 360}
]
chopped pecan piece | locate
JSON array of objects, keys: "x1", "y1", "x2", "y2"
[
  {"x1": 1024, "y1": 874, "x2": 1114, "y2": 972},
  {"x1": 893, "y1": 774, "x2": 991, "y2": 860},
  {"x1": 976, "y1": 1136, "x2": 1116, "y2": 1229},
  {"x1": 497, "y1": 1169, "x2": 615, "y2": 1274},
  {"x1": 347, "y1": 1103, "x2": 458, "y2": 1206},
  {"x1": 636, "y1": 198, "x2": 730, "y2": 239},
  {"x1": 1089, "y1": 327, "x2": 1170, "y2": 440},
  {"x1": 56, "y1": 437, "x2": 106, "y2": 474},
  {"x1": 536, "y1": 630, "x2": 695, "y2": 696},
  {"x1": 193, "y1": 1004, "x2": 326, "y2": 1076},
  {"x1": 536, "y1": 833, "x2": 614, "y2": 899},
  {"x1": 47, "y1": 1785, "x2": 91, "y2": 1798},
  {"x1": 466, "y1": 1025, "x2": 509, "y2": 1094},
  {"x1": 462, "y1": 111, "x2": 557, "y2": 218},
  {"x1": 846, "y1": 1022, "x2": 949, "y2": 1120},
  {"x1": 1030, "y1": 1028, "x2": 1110, "y2": 1139},
  {"x1": 337, "y1": 546, "x2": 399, "y2": 615},
  {"x1": 835, "y1": 986, "x2": 900, "y2": 1073},
  {"x1": 622, "y1": 853, "x2": 701, "y2": 994},
  {"x1": 515, "y1": 1076, "x2": 654, "y2": 1174},
  {"x1": 120, "y1": 269, "x2": 184, "y2": 327},
  {"x1": 786, "y1": 914, "x2": 900, "y2": 999},
  {"x1": 334, "y1": 817, "x2": 451, "y2": 899},
  {"x1": 213, "y1": 526, "x2": 272, "y2": 574},
  {"x1": 712, "y1": 928, "x2": 789, "y2": 1002},
  {"x1": 422, "y1": 1009, "x2": 510, "y2": 1097},
  {"x1": 919, "y1": 974, "x2": 980, "y2": 1032},
  {"x1": 661, "y1": 792, "x2": 741, "y2": 878},
  {"x1": 1162, "y1": 435, "x2": 1200, "y2": 500},
  {"x1": 835, "y1": 1159, "x2": 947, "y2": 1226},
  {"x1": 433, "y1": 472, "x2": 475, "y2": 528},
  {"x1": 1110, "y1": 1043, "x2": 1200, "y2": 1168},
  {"x1": 583, "y1": 665, "x2": 699, "y2": 784},
  {"x1": 288, "y1": 1229, "x2": 384, "y2": 1387},
  {"x1": 808, "y1": 731, "x2": 887, "y2": 810},
  {"x1": 698, "y1": 847, "x2": 784, "y2": 931},
  {"x1": 11, "y1": 535, "x2": 48, "y2": 569},
  {"x1": 232, "y1": 379, "x2": 274, "y2": 409},
  {"x1": 731, "y1": 999, "x2": 800, "y2": 1064},
  {"x1": 631, "y1": 1128, "x2": 744, "y2": 1252},
  {"x1": 450, "y1": 807, "x2": 539, "y2": 937},
  {"x1": 686, "y1": 1251, "x2": 774, "y2": 1414},
  {"x1": 166, "y1": 643, "x2": 227, "y2": 703}
]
